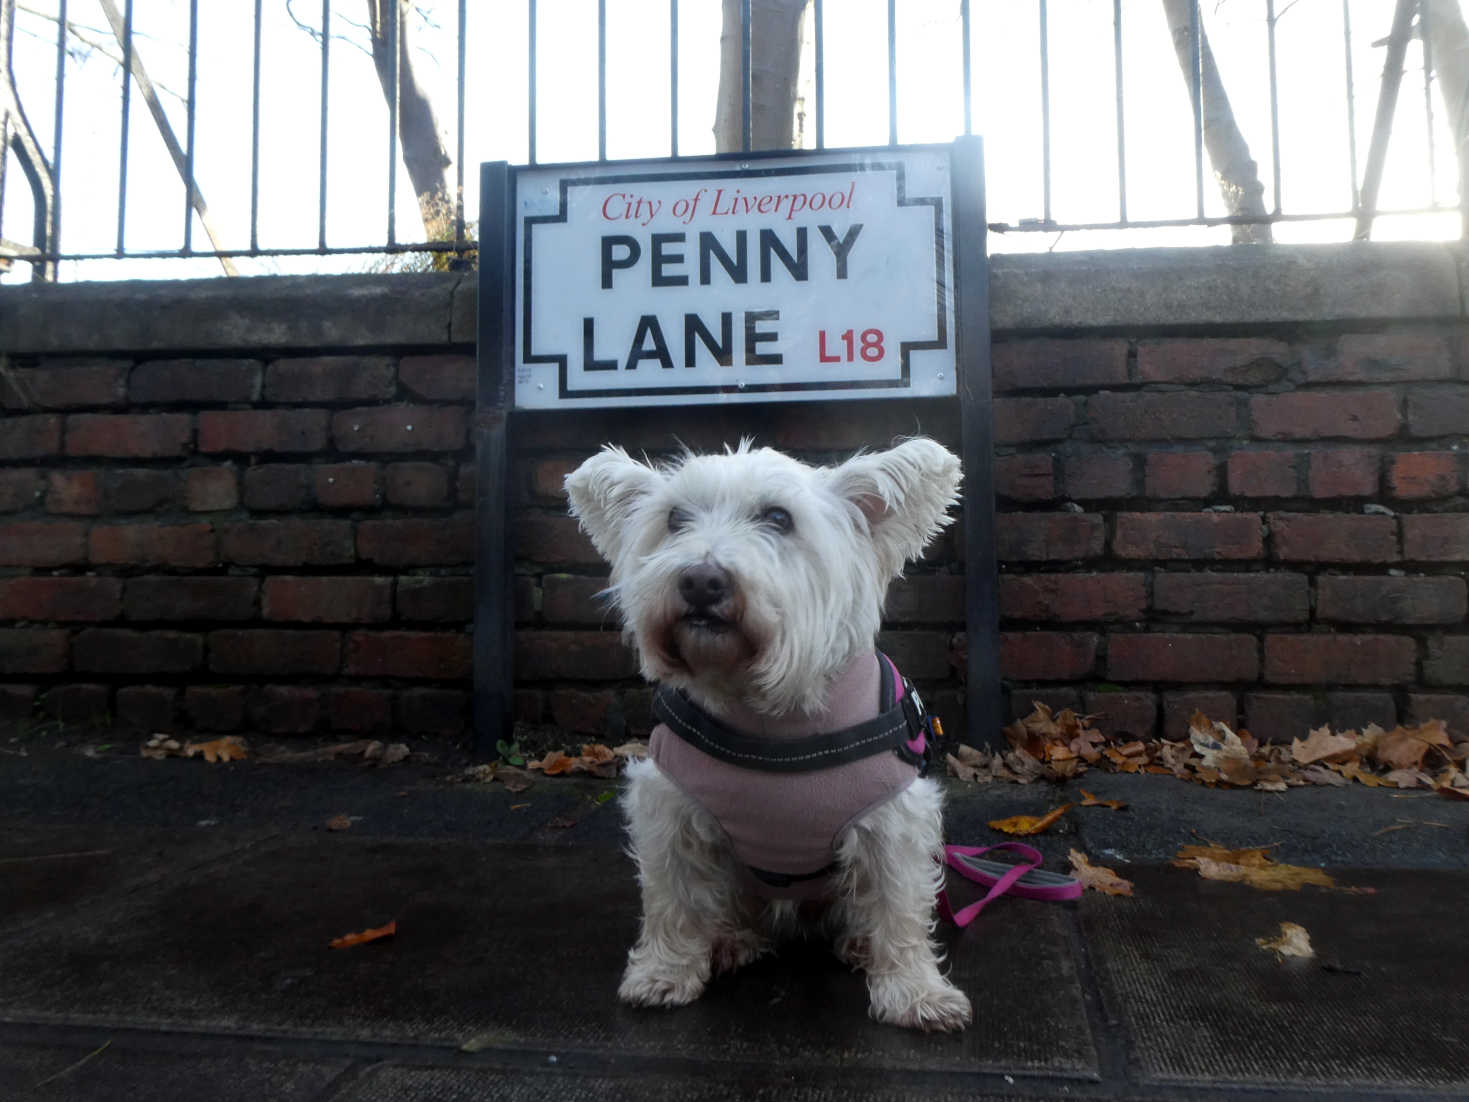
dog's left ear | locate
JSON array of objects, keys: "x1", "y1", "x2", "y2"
[
  {"x1": 565, "y1": 446, "x2": 664, "y2": 563},
  {"x1": 828, "y1": 438, "x2": 962, "y2": 578}
]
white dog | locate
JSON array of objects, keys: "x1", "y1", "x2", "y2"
[{"x1": 565, "y1": 437, "x2": 969, "y2": 1031}]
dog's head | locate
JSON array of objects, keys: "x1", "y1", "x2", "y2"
[{"x1": 565, "y1": 438, "x2": 961, "y2": 716}]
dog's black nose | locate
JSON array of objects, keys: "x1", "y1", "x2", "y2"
[{"x1": 679, "y1": 562, "x2": 731, "y2": 610}]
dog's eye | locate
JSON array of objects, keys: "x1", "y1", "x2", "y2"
[
  {"x1": 759, "y1": 506, "x2": 793, "y2": 534},
  {"x1": 667, "y1": 507, "x2": 690, "y2": 533}
]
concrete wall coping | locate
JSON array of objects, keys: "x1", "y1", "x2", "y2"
[{"x1": 0, "y1": 242, "x2": 1462, "y2": 357}]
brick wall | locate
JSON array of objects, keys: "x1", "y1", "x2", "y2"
[{"x1": 1, "y1": 248, "x2": 1466, "y2": 744}]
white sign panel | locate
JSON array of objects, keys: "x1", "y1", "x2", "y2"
[{"x1": 513, "y1": 148, "x2": 956, "y2": 409}]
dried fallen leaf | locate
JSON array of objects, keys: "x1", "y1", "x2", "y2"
[
  {"x1": 1257, "y1": 921, "x2": 1314, "y2": 959},
  {"x1": 528, "y1": 750, "x2": 576, "y2": 776},
  {"x1": 1069, "y1": 849, "x2": 1133, "y2": 896},
  {"x1": 1079, "y1": 789, "x2": 1126, "y2": 810},
  {"x1": 988, "y1": 803, "x2": 1072, "y2": 836},
  {"x1": 495, "y1": 766, "x2": 534, "y2": 793},
  {"x1": 325, "y1": 813, "x2": 352, "y2": 831},
  {"x1": 1174, "y1": 844, "x2": 1336, "y2": 892},
  {"x1": 1436, "y1": 784, "x2": 1469, "y2": 801},
  {"x1": 329, "y1": 920, "x2": 397, "y2": 949},
  {"x1": 183, "y1": 736, "x2": 248, "y2": 763},
  {"x1": 612, "y1": 740, "x2": 648, "y2": 760},
  {"x1": 1291, "y1": 725, "x2": 1358, "y2": 766}
]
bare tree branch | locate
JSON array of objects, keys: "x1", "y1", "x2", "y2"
[{"x1": 714, "y1": 0, "x2": 808, "y2": 153}]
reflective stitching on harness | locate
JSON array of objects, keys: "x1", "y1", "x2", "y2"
[{"x1": 658, "y1": 699, "x2": 908, "y2": 766}]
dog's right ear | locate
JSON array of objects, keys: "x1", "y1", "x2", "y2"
[{"x1": 565, "y1": 446, "x2": 663, "y2": 562}]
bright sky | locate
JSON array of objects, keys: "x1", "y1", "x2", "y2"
[{"x1": 2, "y1": 0, "x2": 1459, "y2": 284}]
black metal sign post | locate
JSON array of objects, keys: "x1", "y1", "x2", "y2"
[{"x1": 475, "y1": 139, "x2": 1001, "y2": 754}]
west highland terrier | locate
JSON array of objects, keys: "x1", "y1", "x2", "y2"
[{"x1": 565, "y1": 437, "x2": 969, "y2": 1031}]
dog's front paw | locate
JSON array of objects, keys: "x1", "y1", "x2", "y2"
[
  {"x1": 618, "y1": 960, "x2": 708, "y2": 1008},
  {"x1": 711, "y1": 929, "x2": 767, "y2": 975},
  {"x1": 867, "y1": 974, "x2": 973, "y2": 1032}
]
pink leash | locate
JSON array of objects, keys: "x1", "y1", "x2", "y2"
[{"x1": 938, "y1": 843, "x2": 1083, "y2": 927}]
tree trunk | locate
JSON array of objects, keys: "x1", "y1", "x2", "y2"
[
  {"x1": 1160, "y1": 0, "x2": 1272, "y2": 243},
  {"x1": 714, "y1": 0, "x2": 808, "y2": 153},
  {"x1": 364, "y1": 0, "x2": 454, "y2": 239},
  {"x1": 1421, "y1": 0, "x2": 1469, "y2": 234}
]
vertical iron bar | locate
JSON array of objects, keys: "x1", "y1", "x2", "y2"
[
  {"x1": 1039, "y1": 0, "x2": 1051, "y2": 224},
  {"x1": 527, "y1": 0, "x2": 537, "y2": 163},
  {"x1": 50, "y1": 0, "x2": 68, "y2": 266},
  {"x1": 669, "y1": 0, "x2": 678, "y2": 155},
  {"x1": 1343, "y1": 0, "x2": 1359, "y2": 212},
  {"x1": 318, "y1": 0, "x2": 330, "y2": 251},
  {"x1": 1422, "y1": 0, "x2": 1437, "y2": 205},
  {"x1": 1190, "y1": 0, "x2": 1204, "y2": 218},
  {"x1": 1266, "y1": 0, "x2": 1282, "y2": 215},
  {"x1": 1354, "y1": 0, "x2": 1417, "y2": 239},
  {"x1": 814, "y1": 0, "x2": 825, "y2": 148},
  {"x1": 115, "y1": 0, "x2": 133, "y2": 257},
  {"x1": 1113, "y1": 0, "x2": 1126, "y2": 222},
  {"x1": 887, "y1": 0, "x2": 897, "y2": 145},
  {"x1": 182, "y1": 0, "x2": 197, "y2": 252},
  {"x1": 456, "y1": 0, "x2": 466, "y2": 249},
  {"x1": 250, "y1": 0, "x2": 262, "y2": 252},
  {"x1": 960, "y1": 0, "x2": 971, "y2": 137},
  {"x1": 740, "y1": 0, "x2": 751, "y2": 152},
  {"x1": 387, "y1": 0, "x2": 398, "y2": 247},
  {"x1": 597, "y1": 0, "x2": 607, "y2": 160}
]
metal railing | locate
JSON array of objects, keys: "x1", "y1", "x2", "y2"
[{"x1": 0, "y1": 0, "x2": 1459, "y2": 282}]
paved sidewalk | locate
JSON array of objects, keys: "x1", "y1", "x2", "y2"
[{"x1": 2, "y1": 749, "x2": 1467, "y2": 1100}]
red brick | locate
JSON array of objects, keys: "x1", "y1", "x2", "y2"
[
  {"x1": 992, "y1": 338, "x2": 1129, "y2": 392},
  {"x1": 0, "y1": 520, "x2": 87, "y2": 566},
  {"x1": 540, "y1": 574, "x2": 613, "y2": 625},
  {"x1": 1000, "y1": 573, "x2": 1146, "y2": 622},
  {"x1": 1109, "y1": 633, "x2": 1257, "y2": 683},
  {"x1": 1308, "y1": 447, "x2": 1379, "y2": 498},
  {"x1": 0, "y1": 628, "x2": 70, "y2": 673},
  {"x1": 1089, "y1": 392, "x2": 1239, "y2": 440},
  {"x1": 248, "y1": 685, "x2": 322, "y2": 733},
  {"x1": 0, "y1": 468, "x2": 43, "y2": 511},
  {"x1": 529, "y1": 457, "x2": 580, "y2": 502},
  {"x1": 116, "y1": 685, "x2": 177, "y2": 732},
  {"x1": 1138, "y1": 338, "x2": 1290, "y2": 385},
  {"x1": 72, "y1": 629, "x2": 203, "y2": 674},
  {"x1": 512, "y1": 513, "x2": 601, "y2": 566},
  {"x1": 1082, "y1": 690, "x2": 1158, "y2": 740},
  {"x1": 65, "y1": 413, "x2": 192, "y2": 457},
  {"x1": 994, "y1": 397, "x2": 1075, "y2": 444},
  {"x1": 396, "y1": 686, "x2": 468, "y2": 733},
  {"x1": 326, "y1": 687, "x2": 394, "y2": 732},
  {"x1": 0, "y1": 577, "x2": 122, "y2": 622},
  {"x1": 385, "y1": 462, "x2": 451, "y2": 507},
  {"x1": 102, "y1": 468, "x2": 179, "y2": 513},
  {"x1": 515, "y1": 689, "x2": 548, "y2": 726},
  {"x1": 242, "y1": 464, "x2": 311, "y2": 511},
  {"x1": 1406, "y1": 694, "x2": 1469, "y2": 740},
  {"x1": 396, "y1": 575, "x2": 474, "y2": 622},
  {"x1": 1000, "y1": 631, "x2": 1098, "y2": 680},
  {"x1": 263, "y1": 576, "x2": 393, "y2": 623},
  {"x1": 1250, "y1": 390, "x2": 1400, "y2": 440},
  {"x1": 995, "y1": 454, "x2": 1055, "y2": 501},
  {"x1": 1317, "y1": 576, "x2": 1466, "y2": 625},
  {"x1": 358, "y1": 514, "x2": 474, "y2": 566},
  {"x1": 128, "y1": 358, "x2": 262, "y2": 404},
  {"x1": 1402, "y1": 514, "x2": 1469, "y2": 562},
  {"x1": 1227, "y1": 450, "x2": 1299, "y2": 498},
  {"x1": 264, "y1": 356, "x2": 395, "y2": 402},
  {"x1": 0, "y1": 414, "x2": 62, "y2": 459},
  {"x1": 208, "y1": 630, "x2": 341, "y2": 676},
  {"x1": 1269, "y1": 513, "x2": 1398, "y2": 563},
  {"x1": 1405, "y1": 385, "x2": 1469, "y2": 438},
  {"x1": 184, "y1": 467, "x2": 239, "y2": 511},
  {"x1": 1153, "y1": 572, "x2": 1308, "y2": 623},
  {"x1": 1327, "y1": 692, "x2": 1398, "y2": 733},
  {"x1": 343, "y1": 630, "x2": 470, "y2": 679},
  {"x1": 1062, "y1": 452, "x2": 1134, "y2": 499},
  {"x1": 1388, "y1": 452, "x2": 1460, "y2": 499},
  {"x1": 184, "y1": 685, "x2": 246, "y2": 731},
  {"x1": 549, "y1": 688, "x2": 613, "y2": 736},
  {"x1": 197, "y1": 409, "x2": 329, "y2": 454},
  {"x1": 997, "y1": 513, "x2": 1105, "y2": 562},
  {"x1": 515, "y1": 630, "x2": 639, "y2": 680},
  {"x1": 89, "y1": 523, "x2": 217, "y2": 568},
  {"x1": 884, "y1": 575, "x2": 967, "y2": 624},
  {"x1": 314, "y1": 462, "x2": 381, "y2": 508},
  {"x1": 1, "y1": 361, "x2": 128, "y2": 409},
  {"x1": 1145, "y1": 451, "x2": 1217, "y2": 498},
  {"x1": 1264, "y1": 633, "x2": 1416, "y2": 685},
  {"x1": 124, "y1": 577, "x2": 258, "y2": 621},
  {"x1": 217, "y1": 519, "x2": 353, "y2": 566},
  {"x1": 1425, "y1": 636, "x2": 1469, "y2": 687},
  {"x1": 875, "y1": 631, "x2": 953, "y2": 679},
  {"x1": 45, "y1": 470, "x2": 101, "y2": 515},
  {"x1": 1313, "y1": 333, "x2": 1454, "y2": 382},
  {"x1": 399, "y1": 354, "x2": 475, "y2": 401},
  {"x1": 331, "y1": 405, "x2": 466, "y2": 452},
  {"x1": 1114, "y1": 512, "x2": 1263, "y2": 560},
  {"x1": 1244, "y1": 692, "x2": 1322, "y2": 742},
  {"x1": 1163, "y1": 691, "x2": 1238, "y2": 740},
  {"x1": 39, "y1": 683, "x2": 110, "y2": 724}
]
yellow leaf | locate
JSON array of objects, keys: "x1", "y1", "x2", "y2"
[
  {"x1": 1174, "y1": 844, "x2": 1335, "y2": 892},
  {"x1": 183, "y1": 736, "x2": 248, "y2": 763},
  {"x1": 1257, "y1": 921, "x2": 1315, "y2": 959},
  {"x1": 326, "y1": 813, "x2": 352, "y2": 831},
  {"x1": 1069, "y1": 849, "x2": 1133, "y2": 896},
  {"x1": 988, "y1": 803, "x2": 1072, "y2": 836},
  {"x1": 1291, "y1": 725, "x2": 1359, "y2": 765},
  {"x1": 1079, "y1": 789, "x2": 1127, "y2": 810},
  {"x1": 329, "y1": 920, "x2": 397, "y2": 949},
  {"x1": 527, "y1": 750, "x2": 576, "y2": 775}
]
